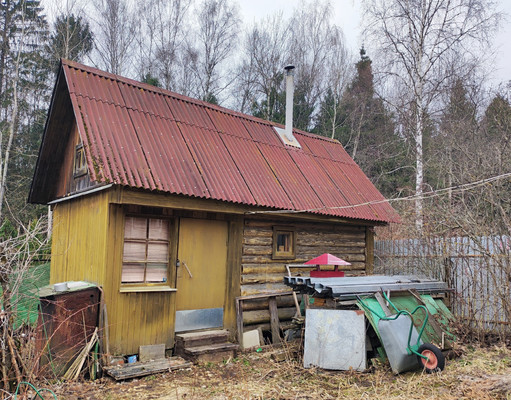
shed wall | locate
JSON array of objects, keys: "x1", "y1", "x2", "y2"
[
  {"x1": 104, "y1": 203, "x2": 177, "y2": 355},
  {"x1": 50, "y1": 190, "x2": 109, "y2": 285},
  {"x1": 241, "y1": 218, "x2": 368, "y2": 296},
  {"x1": 240, "y1": 218, "x2": 370, "y2": 332}
]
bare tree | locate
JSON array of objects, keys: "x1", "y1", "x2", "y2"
[
  {"x1": 288, "y1": 0, "x2": 348, "y2": 130},
  {"x1": 234, "y1": 12, "x2": 290, "y2": 117},
  {"x1": 363, "y1": 0, "x2": 502, "y2": 231},
  {"x1": 0, "y1": 216, "x2": 50, "y2": 390},
  {"x1": 92, "y1": 0, "x2": 136, "y2": 75},
  {"x1": 186, "y1": 0, "x2": 240, "y2": 102},
  {"x1": 0, "y1": 0, "x2": 48, "y2": 223},
  {"x1": 154, "y1": 0, "x2": 190, "y2": 90},
  {"x1": 133, "y1": 0, "x2": 190, "y2": 90}
]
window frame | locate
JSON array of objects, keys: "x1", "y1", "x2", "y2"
[
  {"x1": 272, "y1": 226, "x2": 296, "y2": 260},
  {"x1": 120, "y1": 214, "x2": 176, "y2": 293},
  {"x1": 73, "y1": 143, "x2": 87, "y2": 177}
]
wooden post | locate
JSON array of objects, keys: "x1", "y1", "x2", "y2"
[
  {"x1": 236, "y1": 298, "x2": 243, "y2": 346},
  {"x1": 366, "y1": 227, "x2": 375, "y2": 275},
  {"x1": 268, "y1": 296, "x2": 281, "y2": 344}
]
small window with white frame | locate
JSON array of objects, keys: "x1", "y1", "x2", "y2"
[{"x1": 121, "y1": 216, "x2": 171, "y2": 284}]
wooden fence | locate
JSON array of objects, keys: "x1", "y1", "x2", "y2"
[{"x1": 375, "y1": 235, "x2": 511, "y2": 336}]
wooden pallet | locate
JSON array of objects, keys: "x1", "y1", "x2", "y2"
[{"x1": 104, "y1": 356, "x2": 192, "y2": 380}]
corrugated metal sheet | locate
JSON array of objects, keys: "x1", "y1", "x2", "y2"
[{"x1": 62, "y1": 60, "x2": 399, "y2": 223}]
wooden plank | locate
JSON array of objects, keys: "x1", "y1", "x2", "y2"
[
  {"x1": 105, "y1": 357, "x2": 192, "y2": 380},
  {"x1": 408, "y1": 289, "x2": 446, "y2": 341},
  {"x1": 241, "y1": 295, "x2": 294, "y2": 311},
  {"x1": 268, "y1": 297, "x2": 281, "y2": 344},
  {"x1": 120, "y1": 189, "x2": 248, "y2": 215},
  {"x1": 242, "y1": 264, "x2": 287, "y2": 274},
  {"x1": 224, "y1": 216, "x2": 243, "y2": 338},
  {"x1": 242, "y1": 308, "x2": 295, "y2": 326},
  {"x1": 184, "y1": 342, "x2": 238, "y2": 355},
  {"x1": 236, "y1": 298, "x2": 244, "y2": 348},
  {"x1": 236, "y1": 292, "x2": 293, "y2": 301},
  {"x1": 374, "y1": 292, "x2": 393, "y2": 317},
  {"x1": 366, "y1": 228, "x2": 374, "y2": 275},
  {"x1": 241, "y1": 273, "x2": 288, "y2": 285}
]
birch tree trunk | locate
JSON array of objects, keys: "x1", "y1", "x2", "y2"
[
  {"x1": 363, "y1": 0, "x2": 501, "y2": 233},
  {"x1": 0, "y1": 4, "x2": 25, "y2": 222}
]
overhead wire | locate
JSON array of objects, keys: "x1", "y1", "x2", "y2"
[{"x1": 245, "y1": 171, "x2": 511, "y2": 215}]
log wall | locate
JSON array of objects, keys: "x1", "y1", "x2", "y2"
[
  {"x1": 241, "y1": 218, "x2": 369, "y2": 296},
  {"x1": 240, "y1": 218, "x2": 370, "y2": 332}
]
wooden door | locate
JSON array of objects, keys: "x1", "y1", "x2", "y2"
[{"x1": 175, "y1": 218, "x2": 228, "y2": 331}]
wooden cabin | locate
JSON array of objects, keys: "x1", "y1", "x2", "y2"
[{"x1": 29, "y1": 60, "x2": 399, "y2": 356}]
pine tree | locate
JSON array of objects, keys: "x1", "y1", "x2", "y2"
[
  {"x1": 317, "y1": 48, "x2": 411, "y2": 197},
  {"x1": 46, "y1": 13, "x2": 94, "y2": 72}
]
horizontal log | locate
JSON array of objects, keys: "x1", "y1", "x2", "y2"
[
  {"x1": 242, "y1": 255, "x2": 274, "y2": 263},
  {"x1": 242, "y1": 321, "x2": 296, "y2": 334},
  {"x1": 241, "y1": 252, "x2": 368, "y2": 263},
  {"x1": 296, "y1": 246, "x2": 366, "y2": 255},
  {"x1": 241, "y1": 273, "x2": 286, "y2": 284},
  {"x1": 241, "y1": 295, "x2": 295, "y2": 311},
  {"x1": 243, "y1": 307, "x2": 296, "y2": 325},
  {"x1": 243, "y1": 236, "x2": 272, "y2": 246},
  {"x1": 242, "y1": 245, "x2": 272, "y2": 256},
  {"x1": 292, "y1": 255, "x2": 366, "y2": 264},
  {"x1": 243, "y1": 228, "x2": 272, "y2": 237},
  {"x1": 241, "y1": 283, "x2": 291, "y2": 297},
  {"x1": 242, "y1": 264, "x2": 287, "y2": 274},
  {"x1": 296, "y1": 240, "x2": 366, "y2": 248},
  {"x1": 343, "y1": 262, "x2": 366, "y2": 270},
  {"x1": 244, "y1": 218, "x2": 365, "y2": 231},
  {"x1": 295, "y1": 255, "x2": 364, "y2": 263},
  {"x1": 296, "y1": 232, "x2": 365, "y2": 243},
  {"x1": 345, "y1": 271, "x2": 366, "y2": 277}
]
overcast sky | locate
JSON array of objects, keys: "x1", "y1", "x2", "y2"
[{"x1": 238, "y1": 0, "x2": 511, "y2": 87}]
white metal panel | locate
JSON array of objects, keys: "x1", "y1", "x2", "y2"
[{"x1": 303, "y1": 309, "x2": 366, "y2": 371}]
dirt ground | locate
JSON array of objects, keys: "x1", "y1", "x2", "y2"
[{"x1": 34, "y1": 343, "x2": 511, "y2": 400}]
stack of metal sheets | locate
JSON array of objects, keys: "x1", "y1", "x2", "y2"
[{"x1": 284, "y1": 275, "x2": 448, "y2": 299}]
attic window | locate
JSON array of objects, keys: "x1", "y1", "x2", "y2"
[
  {"x1": 272, "y1": 226, "x2": 296, "y2": 260},
  {"x1": 74, "y1": 144, "x2": 87, "y2": 177}
]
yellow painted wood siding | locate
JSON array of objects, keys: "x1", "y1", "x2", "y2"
[
  {"x1": 51, "y1": 190, "x2": 177, "y2": 355},
  {"x1": 105, "y1": 204, "x2": 177, "y2": 355},
  {"x1": 50, "y1": 190, "x2": 109, "y2": 285}
]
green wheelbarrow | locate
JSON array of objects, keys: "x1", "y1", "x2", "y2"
[{"x1": 358, "y1": 293, "x2": 445, "y2": 374}]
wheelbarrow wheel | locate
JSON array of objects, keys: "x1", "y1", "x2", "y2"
[{"x1": 417, "y1": 343, "x2": 445, "y2": 373}]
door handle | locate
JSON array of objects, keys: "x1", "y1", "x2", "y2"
[{"x1": 181, "y1": 261, "x2": 193, "y2": 278}]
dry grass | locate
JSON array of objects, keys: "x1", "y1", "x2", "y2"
[{"x1": 47, "y1": 342, "x2": 511, "y2": 400}]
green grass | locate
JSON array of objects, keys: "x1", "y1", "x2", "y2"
[{"x1": 0, "y1": 263, "x2": 51, "y2": 328}]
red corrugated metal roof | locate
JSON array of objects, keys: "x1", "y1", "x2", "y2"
[{"x1": 62, "y1": 60, "x2": 399, "y2": 223}]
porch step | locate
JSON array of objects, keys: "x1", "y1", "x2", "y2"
[
  {"x1": 174, "y1": 330, "x2": 238, "y2": 363},
  {"x1": 175, "y1": 329, "x2": 230, "y2": 350},
  {"x1": 105, "y1": 356, "x2": 192, "y2": 381},
  {"x1": 183, "y1": 342, "x2": 239, "y2": 363}
]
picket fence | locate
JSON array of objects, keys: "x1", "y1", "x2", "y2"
[{"x1": 375, "y1": 235, "x2": 511, "y2": 335}]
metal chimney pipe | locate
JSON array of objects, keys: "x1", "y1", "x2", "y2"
[{"x1": 284, "y1": 65, "x2": 295, "y2": 141}]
